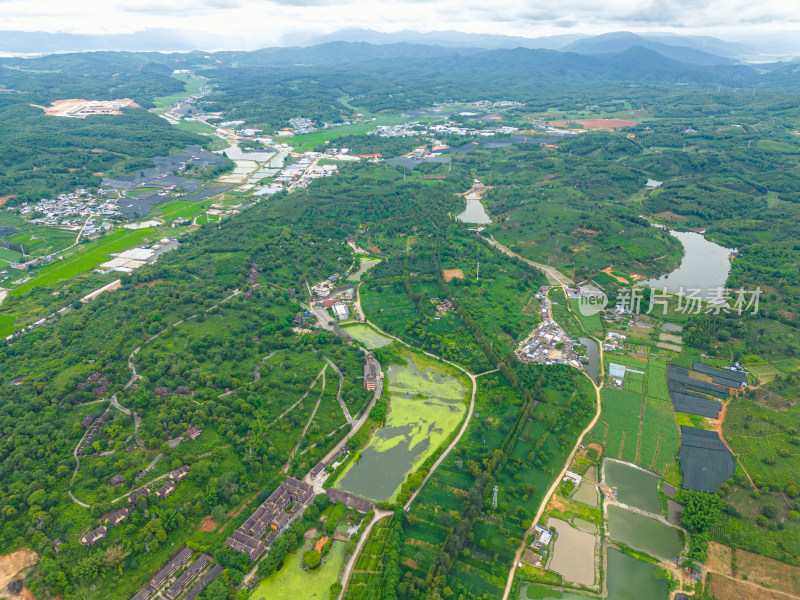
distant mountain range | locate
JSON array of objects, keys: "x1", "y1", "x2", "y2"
[{"x1": 0, "y1": 27, "x2": 797, "y2": 64}]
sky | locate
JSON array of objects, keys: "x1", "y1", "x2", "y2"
[{"x1": 2, "y1": 0, "x2": 800, "y2": 47}]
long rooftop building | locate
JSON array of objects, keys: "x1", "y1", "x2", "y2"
[{"x1": 225, "y1": 476, "x2": 314, "y2": 561}]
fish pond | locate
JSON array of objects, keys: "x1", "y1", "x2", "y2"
[
  {"x1": 344, "y1": 324, "x2": 394, "y2": 349},
  {"x1": 521, "y1": 548, "x2": 668, "y2": 600},
  {"x1": 335, "y1": 351, "x2": 468, "y2": 501},
  {"x1": 603, "y1": 460, "x2": 660, "y2": 514},
  {"x1": 607, "y1": 505, "x2": 685, "y2": 562}
]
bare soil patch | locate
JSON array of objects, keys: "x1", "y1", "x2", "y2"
[
  {"x1": 601, "y1": 267, "x2": 628, "y2": 283},
  {"x1": 404, "y1": 558, "x2": 418, "y2": 570},
  {"x1": 198, "y1": 516, "x2": 218, "y2": 532},
  {"x1": 0, "y1": 549, "x2": 38, "y2": 597},
  {"x1": 707, "y1": 572, "x2": 797, "y2": 600},
  {"x1": 0, "y1": 195, "x2": 13, "y2": 206},
  {"x1": 442, "y1": 269, "x2": 464, "y2": 282},
  {"x1": 654, "y1": 211, "x2": 688, "y2": 223},
  {"x1": 752, "y1": 388, "x2": 796, "y2": 411}
]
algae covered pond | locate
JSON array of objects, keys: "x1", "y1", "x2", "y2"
[
  {"x1": 603, "y1": 459, "x2": 661, "y2": 514},
  {"x1": 344, "y1": 324, "x2": 394, "y2": 349},
  {"x1": 607, "y1": 505, "x2": 685, "y2": 562},
  {"x1": 336, "y1": 350, "x2": 467, "y2": 501}
]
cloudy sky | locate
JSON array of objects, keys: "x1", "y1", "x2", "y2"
[{"x1": 2, "y1": 0, "x2": 799, "y2": 46}]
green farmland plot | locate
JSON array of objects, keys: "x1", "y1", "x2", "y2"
[
  {"x1": 638, "y1": 397, "x2": 680, "y2": 475},
  {"x1": 600, "y1": 389, "x2": 643, "y2": 463},
  {"x1": 645, "y1": 359, "x2": 670, "y2": 401}
]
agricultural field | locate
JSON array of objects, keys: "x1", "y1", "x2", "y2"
[
  {"x1": 723, "y1": 397, "x2": 800, "y2": 491},
  {"x1": 639, "y1": 397, "x2": 681, "y2": 477},
  {"x1": 593, "y1": 389, "x2": 643, "y2": 463},
  {"x1": 569, "y1": 298, "x2": 604, "y2": 337}
]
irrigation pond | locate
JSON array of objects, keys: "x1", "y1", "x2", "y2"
[
  {"x1": 335, "y1": 351, "x2": 468, "y2": 501},
  {"x1": 642, "y1": 229, "x2": 733, "y2": 302},
  {"x1": 603, "y1": 460, "x2": 661, "y2": 513}
]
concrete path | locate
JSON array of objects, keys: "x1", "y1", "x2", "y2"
[{"x1": 324, "y1": 355, "x2": 355, "y2": 425}]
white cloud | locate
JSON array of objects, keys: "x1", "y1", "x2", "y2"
[{"x1": 1, "y1": 0, "x2": 799, "y2": 43}]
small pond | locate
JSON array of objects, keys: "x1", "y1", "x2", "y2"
[
  {"x1": 603, "y1": 459, "x2": 661, "y2": 514},
  {"x1": 606, "y1": 548, "x2": 670, "y2": 600},
  {"x1": 642, "y1": 230, "x2": 733, "y2": 302},
  {"x1": 520, "y1": 548, "x2": 668, "y2": 599},
  {"x1": 607, "y1": 505, "x2": 685, "y2": 562},
  {"x1": 348, "y1": 258, "x2": 380, "y2": 281}
]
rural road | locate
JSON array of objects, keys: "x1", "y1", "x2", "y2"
[
  {"x1": 488, "y1": 234, "x2": 573, "y2": 286},
  {"x1": 500, "y1": 291, "x2": 605, "y2": 600}
]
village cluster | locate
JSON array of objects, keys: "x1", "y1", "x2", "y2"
[
  {"x1": 309, "y1": 275, "x2": 355, "y2": 321},
  {"x1": 18, "y1": 188, "x2": 118, "y2": 236},
  {"x1": 516, "y1": 287, "x2": 582, "y2": 368}
]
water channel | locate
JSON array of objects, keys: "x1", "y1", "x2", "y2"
[
  {"x1": 578, "y1": 337, "x2": 601, "y2": 384},
  {"x1": 642, "y1": 229, "x2": 733, "y2": 301}
]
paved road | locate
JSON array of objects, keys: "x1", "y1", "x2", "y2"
[{"x1": 488, "y1": 234, "x2": 573, "y2": 286}]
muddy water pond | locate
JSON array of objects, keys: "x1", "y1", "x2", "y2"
[
  {"x1": 548, "y1": 518, "x2": 596, "y2": 586},
  {"x1": 335, "y1": 354, "x2": 467, "y2": 501},
  {"x1": 603, "y1": 460, "x2": 661, "y2": 514},
  {"x1": 607, "y1": 505, "x2": 685, "y2": 562}
]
